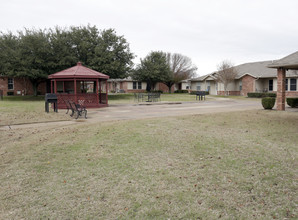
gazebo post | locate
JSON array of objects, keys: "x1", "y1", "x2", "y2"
[
  {"x1": 54, "y1": 79, "x2": 57, "y2": 93},
  {"x1": 96, "y1": 79, "x2": 99, "y2": 106},
  {"x1": 99, "y1": 80, "x2": 102, "y2": 104},
  {"x1": 51, "y1": 80, "x2": 53, "y2": 93},
  {"x1": 105, "y1": 80, "x2": 108, "y2": 104},
  {"x1": 277, "y1": 68, "x2": 286, "y2": 111},
  {"x1": 74, "y1": 79, "x2": 77, "y2": 103}
]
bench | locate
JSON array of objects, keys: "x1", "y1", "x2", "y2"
[
  {"x1": 196, "y1": 91, "x2": 206, "y2": 101},
  {"x1": 64, "y1": 100, "x2": 72, "y2": 115},
  {"x1": 68, "y1": 101, "x2": 87, "y2": 119}
]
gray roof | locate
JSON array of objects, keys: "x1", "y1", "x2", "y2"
[
  {"x1": 234, "y1": 61, "x2": 276, "y2": 78},
  {"x1": 268, "y1": 51, "x2": 298, "y2": 70},
  {"x1": 191, "y1": 73, "x2": 215, "y2": 81},
  {"x1": 235, "y1": 60, "x2": 298, "y2": 78},
  {"x1": 107, "y1": 76, "x2": 135, "y2": 82},
  {"x1": 190, "y1": 59, "x2": 298, "y2": 82}
]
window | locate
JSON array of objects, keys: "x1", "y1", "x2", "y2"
[
  {"x1": 285, "y1": 79, "x2": 288, "y2": 91},
  {"x1": 133, "y1": 82, "x2": 142, "y2": 90},
  {"x1": 290, "y1": 78, "x2": 297, "y2": 91},
  {"x1": 239, "y1": 80, "x2": 242, "y2": 91},
  {"x1": 8, "y1": 78, "x2": 14, "y2": 90},
  {"x1": 196, "y1": 82, "x2": 201, "y2": 91},
  {"x1": 268, "y1": 79, "x2": 273, "y2": 91},
  {"x1": 206, "y1": 82, "x2": 211, "y2": 91}
]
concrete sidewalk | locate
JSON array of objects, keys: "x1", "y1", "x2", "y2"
[
  {"x1": 1, "y1": 99, "x2": 262, "y2": 130},
  {"x1": 89, "y1": 99, "x2": 262, "y2": 121}
]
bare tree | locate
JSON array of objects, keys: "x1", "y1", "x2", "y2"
[
  {"x1": 215, "y1": 60, "x2": 238, "y2": 96},
  {"x1": 164, "y1": 53, "x2": 197, "y2": 93}
]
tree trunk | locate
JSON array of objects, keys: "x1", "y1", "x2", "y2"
[
  {"x1": 31, "y1": 80, "x2": 39, "y2": 96},
  {"x1": 164, "y1": 82, "x2": 174, "y2": 93},
  {"x1": 224, "y1": 84, "x2": 228, "y2": 96},
  {"x1": 146, "y1": 82, "x2": 151, "y2": 92},
  {"x1": 167, "y1": 83, "x2": 174, "y2": 93}
]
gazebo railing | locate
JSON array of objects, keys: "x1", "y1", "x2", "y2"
[
  {"x1": 100, "y1": 93, "x2": 107, "y2": 104},
  {"x1": 56, "y1": 93, "x2": 108, "y2": 108}
]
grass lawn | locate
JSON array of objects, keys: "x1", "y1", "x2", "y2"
[
  {"x1": 0, "y1": 106, "x2": 297, "y2": 219},
  {"x1": 0, "y1": 96, "x2": 70, "y2": 126}
]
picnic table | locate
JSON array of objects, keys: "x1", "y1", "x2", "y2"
[
  {"x1": 134, "y1": 93, "x2": 161, "y2": 102},
  {"x1": 196, "y1": 91, "x2": 206, "y2": 100}
]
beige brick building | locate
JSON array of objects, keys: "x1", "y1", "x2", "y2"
[{"x1": 184, "y1": 60, "x2": 298, "y2": 97}]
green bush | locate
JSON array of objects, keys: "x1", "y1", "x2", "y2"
[
  {"x1": 286, "y1": 97, "x2": 298, "y2": 108},
  {"x1": 262, "y1": 97, "x2": 276, "y2": 109},
  {"x1": 265, "y1": 93, "x2": 276, "y2": 97},
  {"x1": 149, "y1": 90, "x2": 163, "y2": 93},
  {"x1": 174, "y1": 90, "x2": 188, "y2": 93},
  {"x1": 248, "y1": 92, "x2": 276, "y2": 98}
]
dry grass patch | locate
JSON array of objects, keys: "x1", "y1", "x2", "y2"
[
  {"x1": 0, "y1": 99, "x2": 70, "y2": 126},
  {"x1": 0, "y1": 110, "x2": 297, "y2": 219}
]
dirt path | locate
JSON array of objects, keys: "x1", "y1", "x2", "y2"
[{"x1": 1, "y1": 99, "x2": 262, "y2": 130}]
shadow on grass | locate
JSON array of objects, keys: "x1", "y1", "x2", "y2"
[{"x1": 3, "y1": 95, "x2": 45, "y2": 101}]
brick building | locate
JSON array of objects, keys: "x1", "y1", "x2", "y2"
[
  {"x1": 0, "y1": 76, "x2": 47, "y2": 96},
  {"x1": 107, "y1": 77, "x2": 175, "y2": 93},
  {"x1": 185, "y1": 59, "x2": 298, "y2": 97}
]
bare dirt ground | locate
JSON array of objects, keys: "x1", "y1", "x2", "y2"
[{"x1": 1, "y1": 98, "x2": 266, "y2": 130}]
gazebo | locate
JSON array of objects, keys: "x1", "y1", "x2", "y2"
[
  {"x1": 48, "y1": 62, "x2": 109, "y2": 109},
  {"x1": 268, "y1": 51, "x2": 298, "y2": 111}
]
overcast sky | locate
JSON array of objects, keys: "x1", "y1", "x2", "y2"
[{"x1": 1, "y1": 0, "x2": 298, "y2": 76}]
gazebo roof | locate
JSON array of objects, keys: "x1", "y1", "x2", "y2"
[
  {"x1": 268, "y1": 51, "x2": 298, "y2": 70},
  {"x1": 48, "y1": 62, "x2": 110, "y2": 79}
]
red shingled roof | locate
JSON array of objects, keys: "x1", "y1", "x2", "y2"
[{"x1": 48, "y1": 62, "x2": 109, "y2": 79}]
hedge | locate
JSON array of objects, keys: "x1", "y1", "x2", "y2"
[
  {"x1": 247, "y1": 92, "x2": 276, "y2": 98},
  {"x1": 286, "y1": 97, "x2": 298, "y2": 108},
  {"x1": 261, "y1": 97, "x2": 276, "y2": 109},
  {"x1": 150, "y1": 90, "x2": 163, "y2": 93},
  {"x1": 190, "y1": 91, "x2": 209, "y2": 95},
  {"x1": 174, "y1": 90, "x2": 188, "y2": 93}
]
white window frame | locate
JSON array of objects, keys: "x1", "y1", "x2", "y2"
[
  {"x1": 8, "y1": 78, "x2": 14, "y2": 90},
  {"x1": 133, "y1": 82, "x2": 142, "y2": 90},
  {"x1": 133, "y1": 82, "x2": 137, "y2": 90},
  {"x1": 268, "y1": 79, "x2": 273, "y2": 91},
  {"x1": 290, "y1": 78, "x2": 297, "y2": 91},
  {"x1": 137, "y1": 82, "x2": 142, "y2": 90},
  {"x1": 196, "y1": 82, "x2": 201, "y2": 91},
  {"x1": 207, "y1": 82, "x2": 211, "y2": 91}
]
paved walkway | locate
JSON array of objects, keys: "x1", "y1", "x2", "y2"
[
  {"x1": 90, "y1": 99, "x2": 261, "y2": 121},
  {"x1": 1, "y1": 98, "x2": 263, "y2": 130}
]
